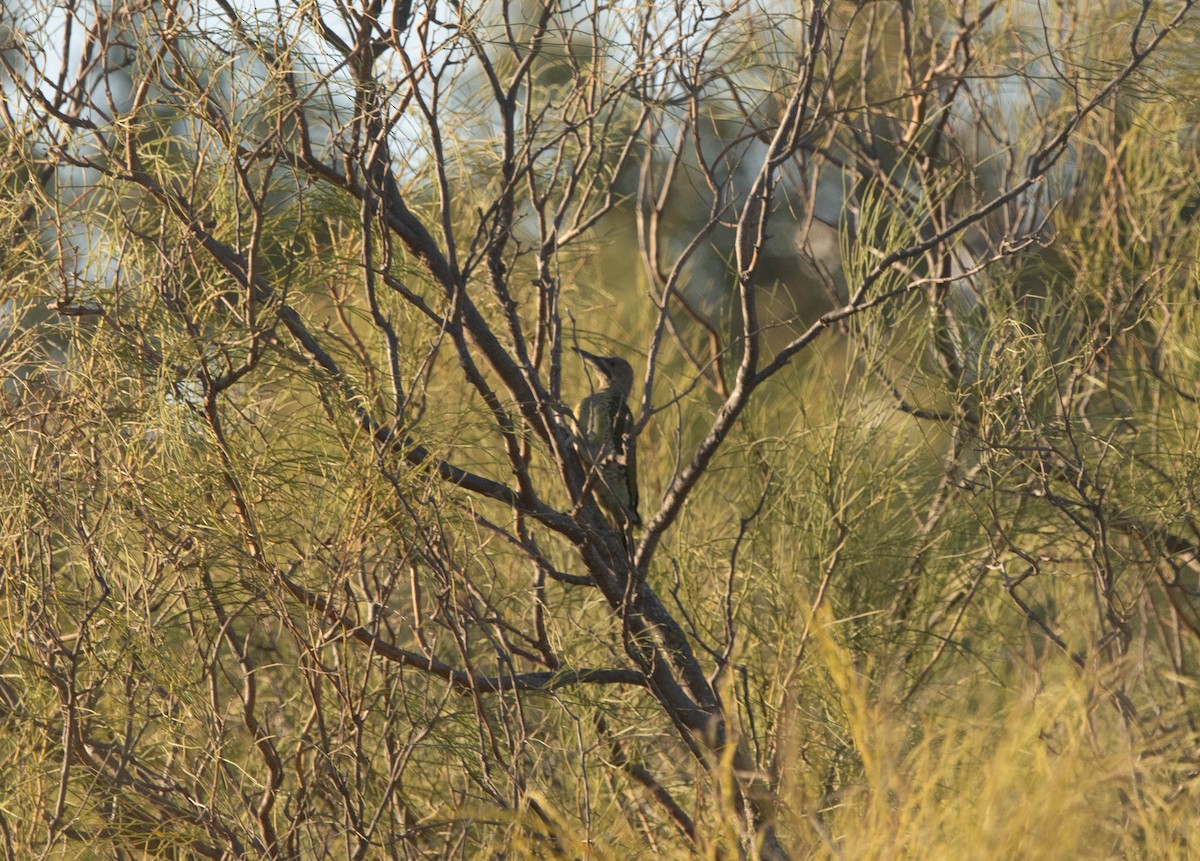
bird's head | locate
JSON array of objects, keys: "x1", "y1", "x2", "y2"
[{"x1": 576, "y1": 348, "x2": 635, "y2": 397}]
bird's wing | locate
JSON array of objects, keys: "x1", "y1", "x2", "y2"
[{"x1": 616, "y1": 402, "x2": 639, "y2": 518}]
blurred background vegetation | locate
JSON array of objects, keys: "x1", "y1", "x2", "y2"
[{"x1": 3, "y1": 0, "x2": 1200, "y2": 857}]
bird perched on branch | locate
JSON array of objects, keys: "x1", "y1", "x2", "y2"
[{"x1": 574, "y1": 348, "x2": 641, "y2": 528}]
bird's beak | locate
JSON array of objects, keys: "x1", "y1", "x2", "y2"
[{"x1": 574, "y1": 346, "x2": 600, "y2": 364}]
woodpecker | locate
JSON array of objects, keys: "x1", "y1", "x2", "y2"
[{"x1": 574, "y1": 348, "x2": 641, "y2": 528}]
